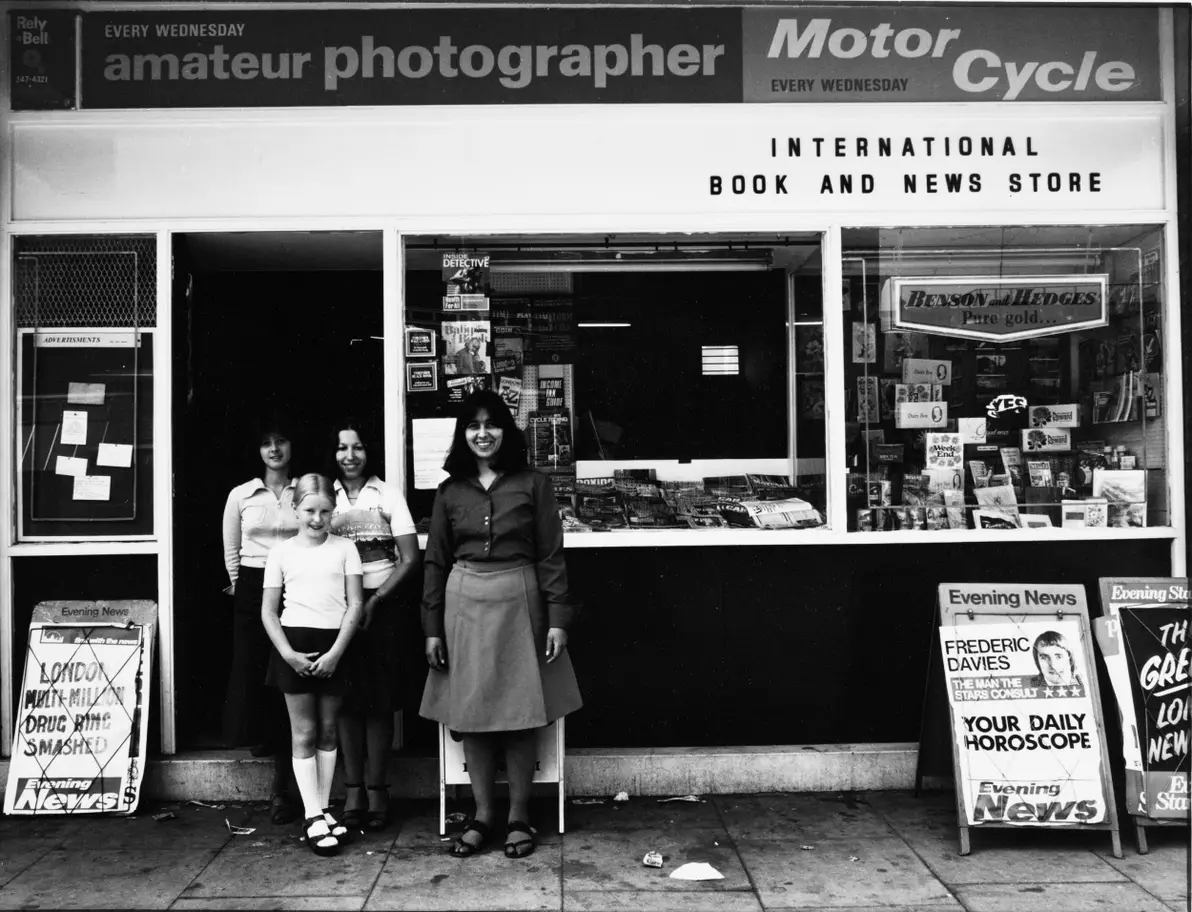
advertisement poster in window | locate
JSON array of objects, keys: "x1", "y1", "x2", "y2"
[{"x1": 938, "y1": 583, "x2": 1112, "y2": 827}]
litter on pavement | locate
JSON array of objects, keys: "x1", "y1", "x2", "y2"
[
  {"x1": 800, "y1": 844, "x2": 816, "y2": 851},
  {"x1": 571, "y1": 798, "x2": 606, "y2": 805},
  {"x1": 613, "y1": 791, "x2": 630, "y2": 802},
  {"x1": 186, "y1": 799, "x2": 225, "y2": 810},
  {"x1": 152, "y1": 812, "x2": 176, "y2": 822},
  {"x1": 669, "y1": 862, "x2": 724, "y2": 881},
  {"x1": 642, "y1": 851, "x2": 664, "y2": 868},
  {"x1": 658, "y1": 795, "x2": 705, "y2": 803},
  {"x1": 225, "y1": 819, "x2": 256, "y2": 836}
]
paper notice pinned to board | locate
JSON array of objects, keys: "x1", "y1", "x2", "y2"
[
  {"x1": 73, "y1": 475, "x2": 111, "y2": 502},
  {"x1": 67, "y1": 382, "x2": 106, "y2": 406},
  {"x1": 55, "y1": 455, "x2": 88, "y2": 476},
  {"x1": 61, "y1": 410, "x2": 88, "y2": 445},
  {"x1": 96, "y1": 443, "x2": 134, "y2": 468},
  {"x1": 412, "y1": 418, "x2": 455, "y2": 490}
]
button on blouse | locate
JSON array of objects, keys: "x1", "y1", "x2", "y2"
[{"x1": 421, "y1": 469, "x2": 576, "y2": 639}]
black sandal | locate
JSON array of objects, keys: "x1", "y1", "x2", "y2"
[
  {"x1": 449, "y1": 819, "x2": 492, "y2": 857},
  {"x1": 322, "y1": 807, "x2": 353, "y2": 845},
  {"x1": 504, "y1": 820, "x2": 536, "y2": 859},
  {"x1": 302, "y1": 816, "x2": 341, "y2": 857},
  {"x1": 365, "y1": 786, "x2": 392, "y2": 832},
  {"x1": 341, "y1": 784, "x2": 366, "y2": 830}
]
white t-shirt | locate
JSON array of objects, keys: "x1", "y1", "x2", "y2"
[
  {"x1": 331, "y1": 476, "x2": 417, "y2": 590},
  {"x1": 263, "y1": 534, "x2": 363, "y2": 630}
]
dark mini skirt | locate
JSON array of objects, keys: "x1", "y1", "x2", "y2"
[{"x1": 266, "y1": 626, "x2": 352, "y2": 696}]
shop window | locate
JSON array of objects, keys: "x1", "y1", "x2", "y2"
[
  {"x1": 12, "y1": 236, "x2": 156, "y2": 540},
  {"x1": 841, "y1": 226, "x2": 1169, "y2": 533},
  {"x1": 403, "y1": 235, "x2": 826, "y2": 533}
]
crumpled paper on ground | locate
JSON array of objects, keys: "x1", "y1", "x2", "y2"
[
  {"x1": 613, "y1": 791, "x2": 630, "y2": 802},
  {"x1": 658, "y1": 795, "x2": 704, "y2": 803},
  {"x1": 669, "y1": 862, "x2": 724, "y2": 881}
]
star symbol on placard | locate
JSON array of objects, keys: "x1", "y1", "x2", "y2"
[
  {"x1": 1070, "y1": 685, "x2": 1084, "y2": 698},
  {"x1": 1044, "y1": 687, "x2": 1056, "y2": 697},
  {"x1": 1056, "y1": 686, "x2": 1070, "y2": 698}
]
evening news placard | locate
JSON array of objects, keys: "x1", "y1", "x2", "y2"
[
  {"x1": 4, "y1": 601, "x2": 156, "y2": 815},
  {"x1": 939, "y1": 584, "x2": 1107, "y2": 826},
  {"x1": 1095, "y1": 578, "x2": 1190, "y2": 821}
]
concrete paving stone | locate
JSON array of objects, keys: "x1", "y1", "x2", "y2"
[
  {"x1": 0, "y1": 847, "x2": 216, "y2": 909},
  {"x1": 1165, "y1": 900, "x2": 1190, "y2": 912},
  {"x1": 864, "y1": 791, "x2": 959, "y2": 835},
  {"x1": 565, "y1": 798, "x2": 724, "y2": 834},
  {"x1": 715, "y1": 793, "x2": 896, "y2": 842},
  {"x1": 394, "y1": 800, "x2": 564, "y2": 849},
  {"x1": 170, "y1": 898, "x2": 367, "y2": 910},
  {"x1": 896, "y1": 826, "x2": 1127, "y2": 886},
  {"x1": 365, "y1": 844, "x2": 562, "y2": 911},
  {"x1": 0, "y1": 839, "x2": 57, "y2": 888},
  {"x1": 563, "y1": 828, "x2": 749, "y2": 892},
  {"x1": 180, "y1": 836, "x2": 388, "y2": 898},
  {"x1": 564, "y1": 889, "x2": 764, "y2": 911},
  {"x1": 1094, "y1": 837, "x2": 1190, "y2": 901},
  {"x1": 953, "y1": 881, "x2": 1172, "y2": 912},
  {"x1": 735, "y1": 836, "x2": 958, "y2": 909},
  {"x1": 50, "y1": 804, "x2": 236, "y2": 850},
  {"x1": 764, "y1": 907, "x2": 963, "y2": 912}
]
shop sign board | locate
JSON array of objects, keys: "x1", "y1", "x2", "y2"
[
  {"x1": 4, "y1": 601, "x2": 156, "y2": 816},
  {"x1": 9, "y1": 10, "x2": 77, "y2": 110},
  {"x1": 937, "y1": 583, "x2": 1116, "y2": 835},
  {"x1": 1094, "y1": 578, "x2": 1190, "y2": 821},
  {"x1": 65, "y1": 7, "x2": 1157, "y2": 110},
  {"x1": 889, "y1": 276, "x2": 1108, "y2": 343}
]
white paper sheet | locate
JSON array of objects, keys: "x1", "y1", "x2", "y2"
[
  {"x1": 72, "y1": 475, "x2": 111, "y2": 502},
  {"x1": 96, "y1": 443, "x2": 134, "y2": 468},
  {"x1": 55, "y1": 455, "x2": 88, "y2": 477},
  {"x1": 61, "y1": 410, "x2": 88, "y2": 446},
  {"x1": 669, "y1": 863, "x2": 724, "y2": 881},
  {"x1": 67, "y1": 382, "x2": 106, "y2": 406},
  {"x1": 412, "y1": 418, "x2": 456, "y2": 490}
]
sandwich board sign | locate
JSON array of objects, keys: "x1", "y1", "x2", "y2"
[
  {"x1": 1094, "y1": 577, "x2": 1190, "y2": 853},
  {"x1": 5, "y1": 600, "x2": 156, "y2": 815},
  {"x1": 936, "y1": 582, "x2": 1121, "y2": 856}
]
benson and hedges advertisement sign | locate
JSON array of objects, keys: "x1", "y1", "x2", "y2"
[
  {"x1": 886, "y1": 276, "x2": 1109, "y2": 343},
  {"x1": 8, "y1": 6, "x2": 1160, "y2": 109}
]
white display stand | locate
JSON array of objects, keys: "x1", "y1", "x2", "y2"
[{"x1": 438, "y1": 719, "x2": 565, "y2": 835}]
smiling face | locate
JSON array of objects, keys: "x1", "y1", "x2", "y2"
[
  {"x1": 1036, "y1": 644, "x2": 1074, "y2": 686},
  {"x1": 259, "y1": 433, "x2": 292, "y2": 473},
  {"x1": 295, "y1": 492, "x2": 335, "y2": 540},
  {"x1": 465, "y1": 408, "x2": 504, "y2": 465},
  {"x1": 335, "y1": 429, "x2": 367, "y2": 481}
]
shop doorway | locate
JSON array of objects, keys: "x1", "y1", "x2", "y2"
[{"x1": 171, "y1": 231, "x2": 384, "y2": 749}]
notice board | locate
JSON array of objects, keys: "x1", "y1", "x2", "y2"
[
  {"x1": 936, "y1": 582, "x2": 1120, "y2": 855},
  {"x1": 1094, "y1": 578, "x2": 1189, "y2": 823},
  {"x1": 4, "y1": 601, "x2": 156, "y2": 816}
]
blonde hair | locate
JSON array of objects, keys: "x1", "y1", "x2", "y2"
[{"x1": 292, "y1": 473, "x2": 336, "y2": 509}]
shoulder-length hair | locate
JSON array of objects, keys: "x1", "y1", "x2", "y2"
[
  {"x1": 292, "y1": 473, "x2": 336, "y2": 509},
  {"x1": 245, "y1": 408, "x2": 297, "y2": 478},
  {"x1": 328, "y1": 417, "x2": 384, "y2": 483},
  {"x1": 443, "y1": 389, "x2": 528, "y2": 478}
]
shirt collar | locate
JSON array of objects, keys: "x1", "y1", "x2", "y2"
[
  {"x1": 251, "y1": 477, "x2": 295, "y2": 494},
  {"x1": 335, "y1": 476, "x2": 382, "y2": 495}
]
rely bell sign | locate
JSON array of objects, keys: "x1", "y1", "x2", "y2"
[{"x1": 886, "y1": 275, "x2": 1108, "y2": 343}]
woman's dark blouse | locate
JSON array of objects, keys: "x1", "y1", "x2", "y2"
[{"x1": 421, "y1": 469, "x2": 576, "y2": 638}]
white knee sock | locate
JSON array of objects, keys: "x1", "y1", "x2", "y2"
[
  {"x1": 316, "y1": 748, "x2": 337, "y2": 811},
  {"x1": 292, "y1": 755, "x2": 322, "y2": 820}
]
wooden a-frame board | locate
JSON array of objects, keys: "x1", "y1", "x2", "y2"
[{"x1": 933, "y1": 582, "x2": 1122, "y2": 858}]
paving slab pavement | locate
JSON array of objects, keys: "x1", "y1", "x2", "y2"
[{"x1": 0, "y1": 791, "x2": 1185, "y2": 911}]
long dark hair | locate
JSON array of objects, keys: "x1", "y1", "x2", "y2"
[
  {"x1": 247, "y1": 408, "x2": 296, "y2": 477},
  {"x1": 443, "y1": 390, "x2": 528, "y2": 478},
  {"x1": 328, "y1": 417, "x2": 383, "y2": 483}
]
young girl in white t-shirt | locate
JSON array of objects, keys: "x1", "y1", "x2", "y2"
[{"x1": 262, "y1": 473, "x2": 364, "y2": 857}]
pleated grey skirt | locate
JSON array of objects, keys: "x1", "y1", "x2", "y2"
[{"x1": 420, "y1": 560, "x2": 582, "y2": 733}]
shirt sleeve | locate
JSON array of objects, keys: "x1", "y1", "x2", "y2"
[
  {"x1": 263, "y1": 544, "x2": 284, "y2": 589},
  {"x1": 342, "y1": 537, "x2": 364, "y2": 576},
  {"x1": 222, "y1": 486, "x2": 243, "y2": 585},
  {"x1": 383, "y1": 480, "x2": 418, "y2": 537},
  {"x1": 420, "y1": 484, "x2": 455, "y2": 639},
  {"x1": 531, "y1": 471, "x2": 578, "y2": 630}
]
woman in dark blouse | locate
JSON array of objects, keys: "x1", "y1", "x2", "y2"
[{"x1": 420, "y1": 390, "x2": 582, "y2": 859}]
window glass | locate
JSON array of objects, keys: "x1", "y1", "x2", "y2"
[
  {"x1": 841, "y1": 226, "x2": 1167, "y2": 532},
  {"x1": 403, "y1": 234, "x2": 826, "y2": 533},
  {"x1": 12, "y1": 236, "x2": 156, "y2": 540}
]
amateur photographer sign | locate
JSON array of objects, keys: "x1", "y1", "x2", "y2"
[{"x1": 939, "y1": 583, "x2": 1109, "y2": 826}]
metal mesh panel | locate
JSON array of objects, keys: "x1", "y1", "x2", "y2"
[
  {"x1": 490, "y1": 271, "x2": 572, "y2": 294},
  {"x1": 13, "y1": 236, "x2": 156, "y2": 328}
]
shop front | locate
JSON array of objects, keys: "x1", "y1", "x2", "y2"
[{"x1": 1, "y1": 2, "x2": 1187, "y2": 795}]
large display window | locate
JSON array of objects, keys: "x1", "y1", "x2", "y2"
[
  {"x1": 12, "y1": 236, "x2": 157, "y2": 541},
  {"x1": 840, "y1": 226, "x2": 1169, "y2": 533},
  {"x1": 402, "y1": 234, "x2": 826, "y2": 534}
]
